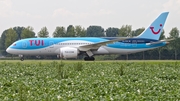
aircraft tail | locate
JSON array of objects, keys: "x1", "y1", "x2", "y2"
[{"x1": 137, "y1": 12, "x2": 169, "y2": 40}]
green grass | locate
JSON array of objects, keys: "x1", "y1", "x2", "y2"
[
  {"x1": 0, "y1": 59, "x2": 179, "y2": 63},
  {"x1": 0, "y1": 60, "x2": 180, "y2": 100}
]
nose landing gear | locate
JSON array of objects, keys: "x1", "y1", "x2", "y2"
[
  {"x1": 19, "y1": 55, "x2": 24, "y2": 61},
  {"x1": 20, "y1": 57, "x2": 24, "y2": 61}
]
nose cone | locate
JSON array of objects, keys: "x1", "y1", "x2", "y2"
[
  {"x1": 6, "y1": 47, "x2": 10, "y2": 53},
  {"x1": 6, "y1": 47, "x2": 12, "y2": 54}
]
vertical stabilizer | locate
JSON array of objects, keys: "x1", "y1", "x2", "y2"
[{"x1": 137, "y1": 12, "x2": 169, "y2": 40}]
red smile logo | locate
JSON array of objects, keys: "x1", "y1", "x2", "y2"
[{"x1": 150, "y1": 24, "x2": 162, "y2": 34}]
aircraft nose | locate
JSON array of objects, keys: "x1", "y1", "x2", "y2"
[{"x1": 6, "y1": 47, "x2": 12, "y2": 54}]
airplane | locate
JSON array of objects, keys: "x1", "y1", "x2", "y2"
[{"x1": 6, "y1": 12, "x2": 171, "y2": 61}]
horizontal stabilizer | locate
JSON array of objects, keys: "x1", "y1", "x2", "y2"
[{"x1": 146, "y1": 38, "x2": 174, "y2": 45}]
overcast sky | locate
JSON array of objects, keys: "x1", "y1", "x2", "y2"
[{"x1": 0, "y1": 0, "x2": 180, "y2": 37}]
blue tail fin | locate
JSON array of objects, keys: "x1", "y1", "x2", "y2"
[{"x1": 137, "y1": 12, "x2": 169, "y2": 40}]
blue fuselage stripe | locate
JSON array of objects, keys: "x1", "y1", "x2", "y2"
[{"x1": 9, "y1": 37, "x2": 164, "y2": 50}]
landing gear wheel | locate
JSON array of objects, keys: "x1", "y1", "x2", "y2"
[
  {"x1": 20, "y1": 57, "x2": 24, "y2": 61},
  {"x1": 84, "y1": 56, "x2": 95, "y2": 61},
  {"x1": 84, "y1": 57, "x2": 88, "y2": 61},
  {"x1": 89, "y1": 57, "x2": 95, "y2": 61}
]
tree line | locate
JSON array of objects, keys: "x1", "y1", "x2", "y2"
[{"x1": 0, "y1": 25, "x2": 180, "y2": 60}]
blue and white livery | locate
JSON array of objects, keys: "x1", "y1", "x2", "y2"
[{"x1": 6, "y1": 12, "x2": 171, "y2": 61}]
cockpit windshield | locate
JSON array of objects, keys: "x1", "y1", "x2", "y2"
[{"x1": 13, "y1": 43, "x2": 16, "y2": 46}]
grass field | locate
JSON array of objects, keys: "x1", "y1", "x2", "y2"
[
  {"x1": 0, "y1": 59, "x2": 179, "y2": 63},
  {"x1": 0, "y1": 60, "x2": 180, "y2": 100}
]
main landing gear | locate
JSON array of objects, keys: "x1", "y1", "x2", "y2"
[
  {"x1": 84, "y1": 56, "x2": 95, "y2": 61},
  {"x1": 84, "y1": 50, "x2": 95, "y2": 61}
]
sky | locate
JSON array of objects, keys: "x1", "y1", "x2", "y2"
[{"x1": 0, "y1": 0, "x2": 180, "y2": 37}]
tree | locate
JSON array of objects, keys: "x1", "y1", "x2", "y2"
[
  {"x1": 158, "y1": 30, "x2": 166, "y2": 60},
  {"x1": 66, "y1": 25, "x2": 75, "y2": 37},
  {"x1": 13, "y1": 27, "x2": 25, "y2": 40},
  {"x1": 21, "y1": 26, "x2": 35, "y2": 39},
  {"x1": 118, "y1": 25, "x2": 132, "y2": 60},
  {"x1": 106, "y1": 27, "x2": 119, "y2": 37},
  {"x1": 169, "y1": 27, "x2": 179, "y2": 38},
  {"x1": 53, "y1": 26, "x2": 66, "y2": 37},
  {"x1": 5, "y1": 28, "x2": 18, "y2": 49},
  {"x1": 1, "y1": 27, "x2": 25, "y2": 55},
  {"x1": 0, "y1": 38, "x2": 2, "y2": 54},
  {"x1": 168, "y1": 27, "x2": 180, "y2": 60},
  {"x1": 0, "y1": 30, "x2": 8, "y2": 55},
  {"x1": 86, "y1": 26, "x2": 105, "y2": 37},
  {"x1": 131, "y1": 28, "x2": 145, "y2": 37},
  {"x1": 130, "y1": 27, "x2": 145, "y2": 59},
  {"x1": 159, "y1": 29, "x2": 166, "y2": 40},
  {"x1": 38, "y1": 27, "x2": 49, "y2": 37},
  {"x1": 118, "y1": 25, "x2": 132, "y2": 37},
  {"x1": 75, "y1": 25, "x2": 86, "y2": 37}
]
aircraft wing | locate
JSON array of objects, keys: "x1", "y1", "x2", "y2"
[
  {"x1": 78, "y1": 37, "x2": 131, "y2": 51},
  {"x1": 146, "y1": 38, "x2": 174, "y2": 45}
]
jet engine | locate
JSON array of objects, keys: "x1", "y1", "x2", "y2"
[{"x1": 59, "y1": 47, "x2": 79, "y2": 59}]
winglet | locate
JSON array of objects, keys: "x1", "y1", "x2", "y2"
[{"x1": 137, "y1": 12, "x2": 169, "y2": 40}]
